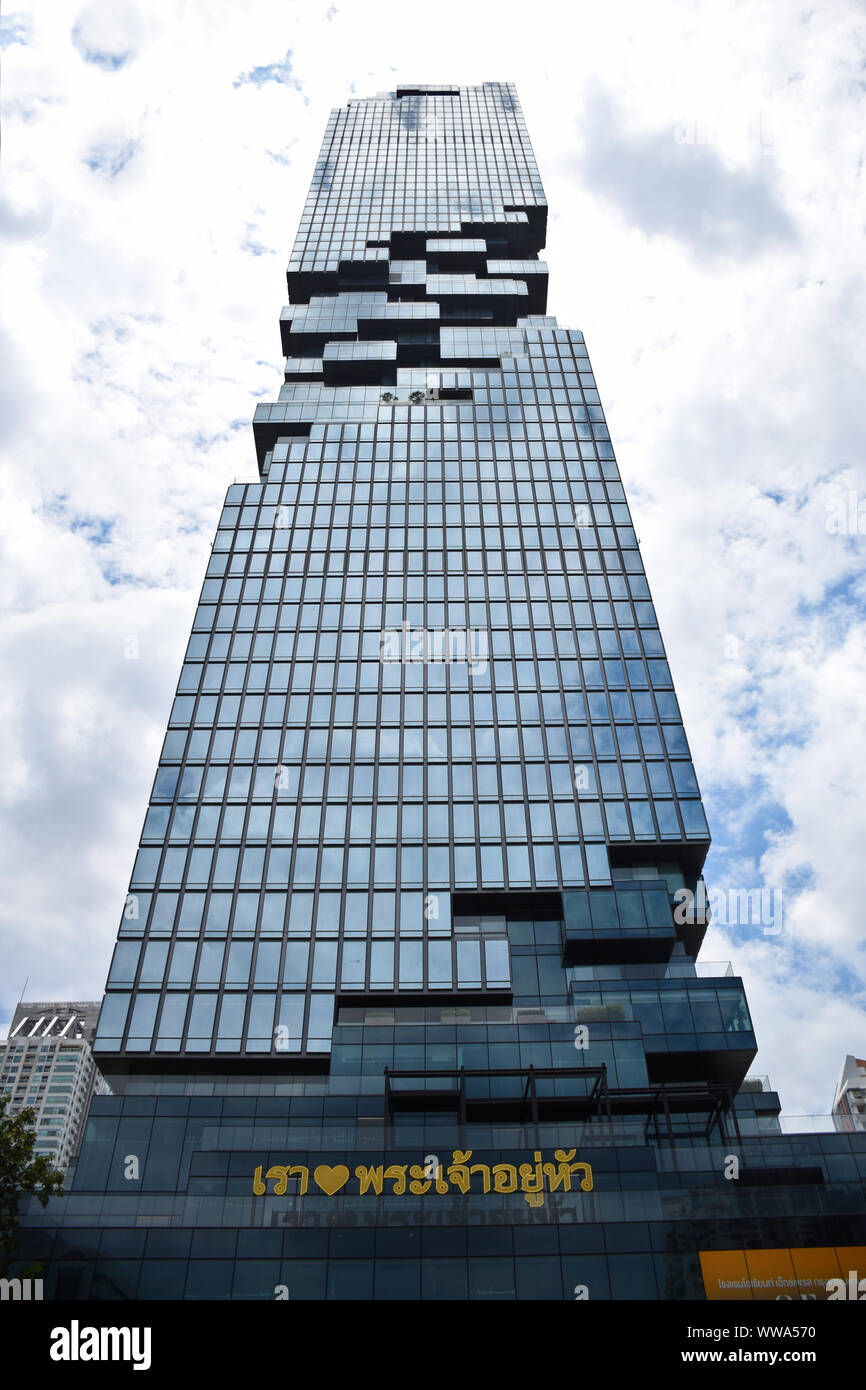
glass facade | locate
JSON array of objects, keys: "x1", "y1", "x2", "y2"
[{"x1": 17, "y1": 82, "x2": 866, "y2": 1301}]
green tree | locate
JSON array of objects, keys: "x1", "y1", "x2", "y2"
[{"x1": 0, "y1": 1093, "x2": 65, "y2": 1277}]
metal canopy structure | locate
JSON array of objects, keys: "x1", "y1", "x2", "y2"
[{"x1": 384, "y1": 1063, "x2": 743, "y2": 1145}]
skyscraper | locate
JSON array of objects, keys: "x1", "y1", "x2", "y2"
[
  {"x1": 98, "y1": 79, "x2": 718, "y2": 1068},
  {"x1": 16, "y1": 83, "x2": 866, "y2": 1302},
  {"x1": 833, "y1": 1056, "x2": 866, "y2": 1132},
  {"x1": 1, "y1": 1002, "x2": 107, "y2": 1170}
]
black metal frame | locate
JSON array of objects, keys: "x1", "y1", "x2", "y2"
[{"x1": 383, "y1": 1062, "x2": 742, "y2": 1145}]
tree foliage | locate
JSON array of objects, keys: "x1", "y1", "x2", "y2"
[{"x1": 0, "y1": 1093, "x2": 65, "y2": 1270}]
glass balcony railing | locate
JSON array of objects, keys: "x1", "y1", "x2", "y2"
[
  {"x1": 779, "y1": 1113, "x2": 865, "y2": 1133},
  {"x1": 739, "y1": 1074, "x2": 772, "y2": 1093},
  {"x1": 663, "y1": 960, "x2": 734, "y2": 979}
]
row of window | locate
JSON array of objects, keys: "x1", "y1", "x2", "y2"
[
  {"x1": 565, "y1": 984, "x2": 752, "y2": 1036},
  {"x1": 135, "y1": 802, "x2": 701, "y2": 866},
  {"x1": 200, "y1": 584, "x2": 650, "y2": 620},
  {"x1": 307, "y1": 168, "x2": 539, "y2": 188},
  {"x1": 107, "y1": 936, "x2": 510, "y2": 998},
  {"x1": 29, "y1": 1209, "x2": 836, "y2": 1269},
  {"x1": 183, "y1": 614, "x2": 662, "y2": 652},
  {"x1": 136, "y1": 808, "x2": 701, "y2": 867},
  {"x1": 264, "y1": 455, "x2": 617, "y2": 482},
  {"x1": 247, "y1": 572, "x2": 623, "y2": 605},
  {"x1": 274, "y1": 395, "x2": 603, "y2": 421},
  {"x1": 302, "y1": 169, "x2": 540, "y2": 187},
  {"x1": 156, "y1": 742, "x2": 683, "y2": 786},
  {"x1": 129, "y1": 836, "x2": 624, "y2": 893},
  {"x1": 121, "y1": 888, "x2": 452, "y2": 939},
  {"x1": 220, "y1": 487, "x2": 617, "y2": 520},
  {"x1": 221, "y1": 503, "x2": 624, "y2": 532},
  {"x1": 147, "y1": 772, "x2": 692, "y2": 822},
  {"x1": 245, "y1": 476, "x2": 615, "y2": 502},
  {"x1": 263, "y1": 452, "x2": 618, "y2": 481},
  {"x1": 169, "y1": 680, "x2": 668, "y2": 720},
  {"x1": 211, "y1": 530, "x2": 629, "y2": 560},
  {"x1": 207, "y1": 543, "x2": 629, "y2": 577},
  {"x1": 141, "y1": 791, "x2": 696, "y2": 844},
  {"x1": 214, "y1": 529, "x2": 633, "y2": 560},
  {"x1": 104, "y1": 971, "x2": 734, "y2": 1057},
  {"x1": 168, "y1": 661, "x2": 680, "y2": 714},
  {"x1": 97, "y1": 990, "x2": 335, "y2": 1053},
  {"x1": 224, "y1": 487, "x2": 623, "y2": 517},
  {"x1": 180, "y1": 650, "x2": 661, "y2": 696},
  {"x1": 170, "y1": 655, "x2": 673, "y2": 700},
  {"x1": 304, "y1": 176, "x2": 538, "y2": 199},
  {"x1": 170, "y1": 678, "x2": 670, "y2": 722},
  {"x1": 7, "y1": 1246, "x2": 815, "y2": 1303},
  {"x1": 214, "y1": 519, "x2": 622, "y2": 555},
  {"x1": 263, "y1": 420, "x2": 612, "y2": 454},
  {"x1": 211, "y1": 616, "x2": 640, "y2": 647},
  {"x1": 194, "y1": 562, "x2": 641, "y2": 610},
  {"x1": 335, "y1": 1037, "x2": 646, "y2": 1086},
  {"x1": 274, "y1": 402, "x2": 604, "y2": 427},
  {"x1": 299, "y1": 199, "x2": 538, "y2": 222},
  {"x1": 303, "y1": 170, "x2": 536, "y2": 191},
  {"x1": 166, "y1": 680, "x2": 678, "y2": 727},
  {"x1": 211, "y1": 533, "x2": 638, "y2": 571}
]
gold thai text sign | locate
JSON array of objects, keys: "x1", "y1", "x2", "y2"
[{"x1": 252, "y1": 1149, "x2": 593, "y2": 1207}]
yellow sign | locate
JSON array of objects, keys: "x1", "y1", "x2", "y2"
[
  {"x1": 700, "y1": 1247, "x2": 866, "y2": 1300},
  {"x1": 252, "y1": 1149, "x2": 593, "y2": 1206}
]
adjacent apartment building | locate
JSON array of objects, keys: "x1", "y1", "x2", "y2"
[
  {"x1": 833, "y1": 1056, "x2": 866, "y2": 1133},
  {"x1": 1, "y1": 1002, "x2": 107, "y2": 1171}
]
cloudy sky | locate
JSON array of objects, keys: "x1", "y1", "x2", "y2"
[{"x1": 1, "y1": 0, "x2": 865, "y2": 1115}]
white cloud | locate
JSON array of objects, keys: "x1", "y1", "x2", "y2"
[
  {"x1": 71, "y1": 0, "x2": 145, "y2": 71},
  {"x1": 1, "y1": 0, "x2": 865, "y2": 1114},
  {"x1": 576, "y1": 82, "x2": 797, "y2": 259},
  {"x1": 1, "y1": 13, "x2": 32, "y2": 50}
]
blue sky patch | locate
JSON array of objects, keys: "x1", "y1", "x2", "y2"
[
  {"x1": 84, "y1": 137, "x2": 138, "y2": 178},
  {"x1": 233, "y1": 48, "x2": 301, "y2": 91},
  {"x1": 69, "y1": 515, "x2": 115, "y2": 546},
  {"x1": 0, "y1": 13, "x2": 30, "y2": 48}
]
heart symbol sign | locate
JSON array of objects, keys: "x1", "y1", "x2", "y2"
[{"x1": 314, "y1": 1164, "x2": 350, "y2": 1196}]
